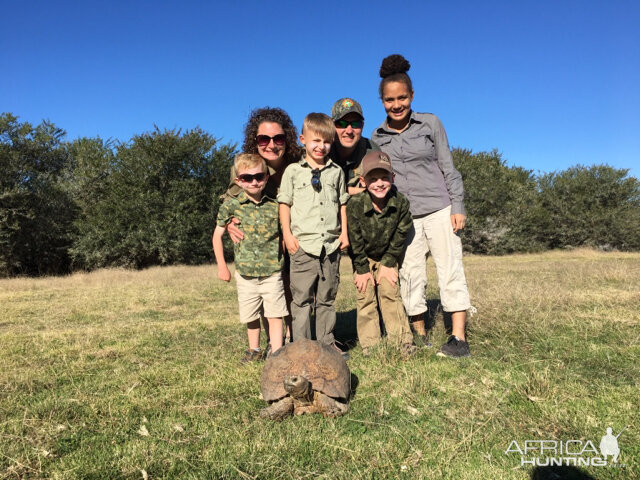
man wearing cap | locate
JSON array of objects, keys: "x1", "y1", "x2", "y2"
[
  {"x1": 346, "y1": 151, "x2": 416, "y2": 357},
  {"x1": 330, "y1": 98, "x2": 381, "y2": 195}
]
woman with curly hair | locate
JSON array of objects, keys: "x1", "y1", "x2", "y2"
[
  {"x1": 221, "y1": 107, "x2": 301, "y2": 350},
  {"x1": 223, "y1": 107, "x2": 301, "y2": 202},
  {"x1": 371, "y1": 54, "x2": 472, "y2": 358}
]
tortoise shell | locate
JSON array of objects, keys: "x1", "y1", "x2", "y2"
[{"x1": 260, "y1": 339, "x2": 350, "y2": 402}]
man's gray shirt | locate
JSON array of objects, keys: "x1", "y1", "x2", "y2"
[{"x1": 371, "y1": 111, "x2": 466, "y2": 217}]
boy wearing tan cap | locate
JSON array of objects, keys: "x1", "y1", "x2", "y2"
[{"x1": 346, "y1": 151, "x2": 416, "y2": 356}]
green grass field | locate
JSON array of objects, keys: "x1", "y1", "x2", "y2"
[{"x1": 1, "y1": 249, "x2": 638, "y2": 479}]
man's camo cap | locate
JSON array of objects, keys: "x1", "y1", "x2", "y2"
[{"x1": 331, "y1": 98, "x2": 364, "y2": 121}]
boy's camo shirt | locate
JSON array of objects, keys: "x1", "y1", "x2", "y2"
[
  {"x1": 216, "y1": 192, "x2": 282, "y2": 277},
  {"x1": 346, "y1": 188, "x2": 413, "y2": 275}
]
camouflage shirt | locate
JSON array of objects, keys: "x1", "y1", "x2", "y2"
[
  {"x1": 346, "y1": 188, "x2": 413, "y2": 275},
  {"x1": 216, "y1": 192, "x2": 282, "y2": 277}
]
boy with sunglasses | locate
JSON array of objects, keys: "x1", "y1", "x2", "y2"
[
  {"x1": 346, "y1": 151, "x2": 416, "y2": 357},
  {"x1": 277, "y1": 113, "x2": 350, "y2": 355},
  {"x1": 213, "y1": 154, "x2": 288, "y2": 363},
  {"x1": 329, "y1": 98, "x2": 381, "y2": 195}
]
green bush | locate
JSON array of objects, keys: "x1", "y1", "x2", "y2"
[
  {"x1": 68, "y1": 127, "x2": 235, "y2": 270},
  {"x1": 454, "y1": 148, "x2": 547, "y2": 254},
  {"x1": 537, "y1": 165, "x2": 640, "y2": 250},
  {"x1": 0, "y1": 113, "x2": 76, "y2": 276}
]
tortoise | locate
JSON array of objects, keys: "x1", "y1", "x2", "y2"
[{"x1": 259, "y1": 338, "x2": 350, "y2": 420}]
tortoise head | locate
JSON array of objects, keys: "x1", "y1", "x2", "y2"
[{"x1": 283, "y1": 375, "x2": 313, "y2": 401}]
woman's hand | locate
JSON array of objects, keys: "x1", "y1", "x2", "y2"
[
  {"x1": 226, "y1": 217, "x2": 244, "y2": 243},
  {"x1": 354, "y1": 272, "x2": 373, "y2": 293},
  {"x1": 450, "y1": 213, "x2": 466, "y2": 233},
  {"x1": 376, "y1": 265, "x2": 398, "y2": 287}
]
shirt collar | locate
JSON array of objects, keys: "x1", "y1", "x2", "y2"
[
  {"x1": 362, "y1": 187, "x2": 399, "y2": 215},
  {"x1": 237, "y1": 190, "x2": 272, "y2": 205},
  {"x1": 377, "y1": 110, "x2": 421, "y2": 134},
  {"x1": 299, "y1": 154, "x2": 338, "y2": 169}
]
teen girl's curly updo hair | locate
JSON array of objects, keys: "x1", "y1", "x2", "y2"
[
  {"x1": 242, "y1": 107, "x2": 302, "y2": 167},
  {"x1": 379, "y1": 54, "x2": 413, "y2": 98}
]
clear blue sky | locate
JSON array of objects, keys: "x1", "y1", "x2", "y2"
[{"x1": 2, "y1": 0, "x2": 639, "y2": 178}]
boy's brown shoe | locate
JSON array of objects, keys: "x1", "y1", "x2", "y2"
[{"x1": 241, "y1": 348, "x2": 263, "y2": 364}]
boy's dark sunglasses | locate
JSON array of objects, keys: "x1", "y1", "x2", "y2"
[
  {"x1": 256, "y1": 134, "x2": 286, "y2": 147},
  {"x1": 311, "y1": 169, "x2": 321, "y2": 192},
  {"x1": 237, "y1": 172, "x2": 268, "y2": 183},
  {"x1": 334, "y1": 119, "x2": 363, "y2": 129}
]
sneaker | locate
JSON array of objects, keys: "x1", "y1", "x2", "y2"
[
  {"x1": 329, "y1": 342, "x2": 350, "y2": 360},
  {"x1": 241, "y1": 348, "x2": 263, "y2": 363},
  {"x1": 284, "y1": 336, "x2": 292, "y2": 345},
  {"x1": 436, "y1": 336, "x2": 470, "y2": 358},
  {"x1": 413, "y1": 334, "x2": 433, "y2": 348},
  {"x1": 400, "y1": 343, "x2": 417, "y2": 358}
]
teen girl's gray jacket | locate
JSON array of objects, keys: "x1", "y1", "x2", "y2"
[{"x1": 371, "y1": 111, "x2": 466, "y2": 218}]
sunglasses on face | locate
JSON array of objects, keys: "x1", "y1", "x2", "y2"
[
  {"x1": 256, "y1": 134, "x2": 286, "y2": 147},
  {"x1": 334, "y1": 119, "x2": 363, "y2": 129},
  {"x1": 311, "y1": 169, "x2": 321, "y2": 192},
  {"x1": 237, "y1": 172, "x2": 268, "y2": 183}
]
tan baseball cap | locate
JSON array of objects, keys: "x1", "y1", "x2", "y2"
[{"x1": 361, "y1": 151, "x2": 393, "y2": 177}]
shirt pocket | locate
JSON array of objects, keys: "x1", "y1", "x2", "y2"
[
  {"x1": 323, "y1": 176, "x2": 340, "y2": 203},
  {"x1": 292, "y1": 181, "x2": 312, "y2": 208},
  {"x1": 403, "y1": 133, "x2": 435, "y2": 163}
]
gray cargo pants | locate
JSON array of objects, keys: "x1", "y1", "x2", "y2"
[{"x1": 289, "y1": 247, "x2": 340, "y2": 345}]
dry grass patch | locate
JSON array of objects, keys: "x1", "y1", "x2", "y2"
[{"x1": 1, "y1": 250, "x2": 638, "y2": 479}]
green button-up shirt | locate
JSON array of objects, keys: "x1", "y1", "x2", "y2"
[
  {"x1": 216, "y1": 192, "x2": 282, "y2": 277},
  {"x1": 346, "y1": 188, "x2": 412, "y2": 275},
  {"x1": 277, "y1": 156, "x2": 349, "y2": 256}
]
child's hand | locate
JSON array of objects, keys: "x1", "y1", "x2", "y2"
[
  {"x1": 376, "y1": 265, "x2": 398, "y2": 287},
  {"x1": 354, "y1": 272, "x2": 373, "y2": 293},
  {"x1": 283, "y1": 233, "x2": 299, "y2": 255},
  {"x1": 226, "y1": 217, "x2": 244, "y2": 243},
  {"x1": 338, "y1": 232, "x2": 350, "y2": 251},
  {"x1": 217, "y1": 265, "x2": 231, "y2": 282}
]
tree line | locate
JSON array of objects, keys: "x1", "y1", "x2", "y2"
[{"x1": 2, "y1": 113, "x2": 639, "y2": 277}]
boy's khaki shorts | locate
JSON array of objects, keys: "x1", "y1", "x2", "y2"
[{"x1": 234, "y1": 271, "x2": 289, "y2": 323}]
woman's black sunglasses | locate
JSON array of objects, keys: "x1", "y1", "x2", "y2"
[{"x1": 256, "y1": 134, "x2": 286, "y2": 147}]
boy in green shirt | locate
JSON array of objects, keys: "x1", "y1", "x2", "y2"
[
  {"x1": 212, "y1": 154, "x2": 288, "y2": 363},
  {"x1": 277, "y1": 113, "x2": 350, "y2": 355},
  {"x1": 346, "y1": 151, "x2": 416, "y2": 356}
]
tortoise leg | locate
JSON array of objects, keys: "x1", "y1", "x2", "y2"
[
  {"x1": 260, "y1": 397, "x2": 294, "y2": 421},
  {"x1": 293, "y1": 403, "x2": 319, "y2": 415},
  {"x1": 314, "y1": 392, "x2": 350, "y2": 418}
]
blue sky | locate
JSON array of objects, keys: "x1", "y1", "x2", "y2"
[{"x1": 2, "y1": 0, "x2": 639, "y2": 178}]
